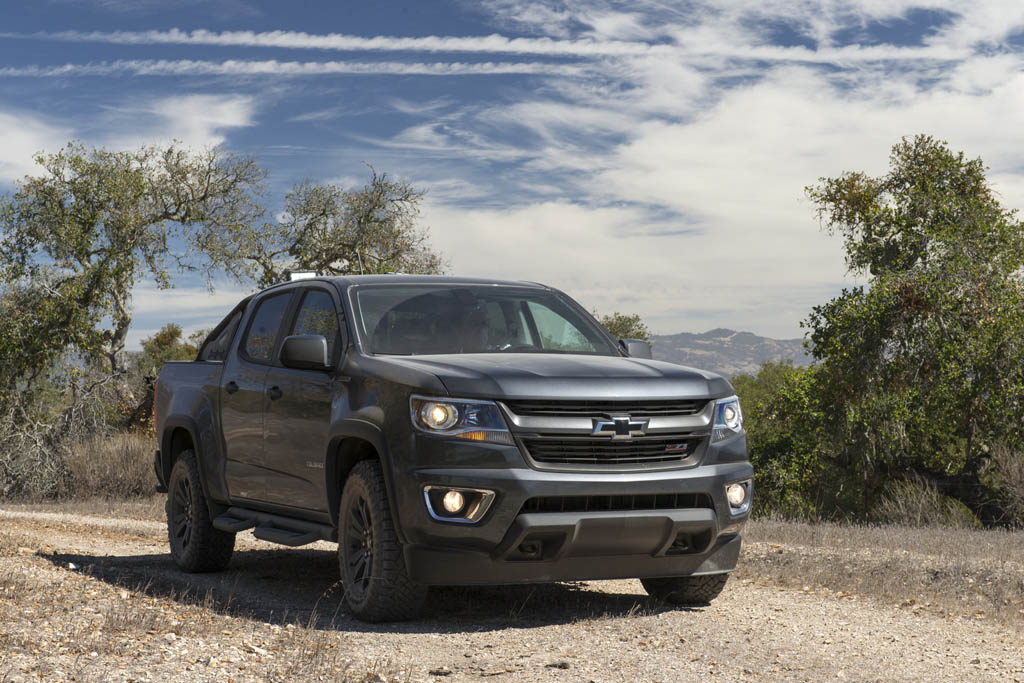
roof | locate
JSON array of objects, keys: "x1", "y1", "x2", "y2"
[
  {"x1": 252, "y1": 274, "x2": 550, "y2": 298},
  {"x1": 326, "y1": 274, "x2": 548, "y2": 288}
]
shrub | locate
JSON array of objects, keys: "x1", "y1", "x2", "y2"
[
  {"x1": 873, "y1": 475, "x2": 981, "y2": 529},
  {"x1": 65, "y1": 431, "x2": 155, "y2": 499},
  {"x1": 990, "y1": 445, "x2": 1024, "y2": 528}
]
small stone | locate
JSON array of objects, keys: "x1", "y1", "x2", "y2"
[
  {"x1": 163, "y1": 632, "x2": 177, "y2": 643},
  {"x1": 546, "y1": 662, "x2": 571, "y2": 670}
]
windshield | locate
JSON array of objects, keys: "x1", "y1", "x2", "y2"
[{"x1": 352, "y1": 285, "x2": 620, "y2": 356}]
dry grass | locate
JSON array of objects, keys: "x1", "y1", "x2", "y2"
[
  {"x1": 741, "y1": 517, "x2": 1024, "y2": 624},
  {"x1": 0, "y1": 530, "x2": 405, "y2": 682},
  {"x1": 64, "y1": 431, "x2": 156, "y2": 499},
  {"x1": 5, "y1": 495, "x2": 166, "y2": 521},
  {"x1": 873, "y1": 474, "x2": 982, "y2": 528},
  {"x1": 992, "y1": 444, "x2": 1024, "y2": 526}
]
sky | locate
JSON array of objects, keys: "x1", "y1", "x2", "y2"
[{"x1": 3, "y1": 1, "x2": 1024, "y2": 349}]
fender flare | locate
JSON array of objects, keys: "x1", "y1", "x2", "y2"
[
  {"x1": 325, "y1": 417, "x2": 407, "y2": 544},
  {"x1": 159, "y1": 416, "x2": 216, "y2": 511}
]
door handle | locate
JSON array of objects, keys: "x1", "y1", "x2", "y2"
[
  {"x1": 224, "y1": 381, "x2": 239, "y2": 394},
  {"x1": 267, "y1": 386, "x2": 283, "y2": 400}
]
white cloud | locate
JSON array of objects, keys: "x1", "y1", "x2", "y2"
[
  {"x1": 127, "y1": 281, "x2": 253, "y2": 350},
  {"x1": 0, "y1": 111, "x2": 73, "y2": 184},
  {"x1": 0, "y1": 59, "x2": 588, "y2": 78},
  {"x1": 12, "y1": 1, "x2": 1024, "y2": 340},
  {"x1": 394, "y1": 4, "x2": 1024, "y2": 337},
  {"x1": 100, "y1": 94, "x2": 256, "y2": 149},
  {"x1": 8, "y1": 28, "x2": 662, "y2": 56}
]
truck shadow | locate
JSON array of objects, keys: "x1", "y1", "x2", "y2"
[{"x1": 40, "y1": 547, "x2": 689, "y2": 633}]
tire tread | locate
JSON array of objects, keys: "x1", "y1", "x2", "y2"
[
  {"x1": 166, "y1": 450, "x2": 234, "y2": 573},
  {"x1": 641, "y1": 573, "x2": 729, "y2": 605},
  {"x1": 340, "y1": 459, "x2": 427, "y2": 622}
]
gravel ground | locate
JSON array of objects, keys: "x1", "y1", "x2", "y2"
[{"x1": 0, "y1": 505, "x2": 1021, "y2": 682}]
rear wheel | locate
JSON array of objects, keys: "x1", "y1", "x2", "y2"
[
  {"x1": 166, "y1": 450, "x2": 235, "y2": 572},
  {"x1": 339, "y1": 460, "x2": 428, "y2": 622},
  {"x1": 641, "y1": 573, "x2": 729, "y2": 605}
]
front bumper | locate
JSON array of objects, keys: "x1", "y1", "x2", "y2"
[
  {"x1": 395, "y1": 435, "x2": 753, "y2": 585},
  {"x1": 406, "y1": 531, "x2": 743, "y2": 585}
]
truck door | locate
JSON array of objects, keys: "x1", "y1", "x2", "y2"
[
  {"x1": 261, "y1": 286, "x2": 343, "y2": 512},
  {"x1": 220, "y1": 289, "x2": 295, "y2": 502}
]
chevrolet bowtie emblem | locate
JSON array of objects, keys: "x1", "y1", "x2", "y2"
[{"x1": 591, "y1": 416, "x2": 649, "y2": 440}]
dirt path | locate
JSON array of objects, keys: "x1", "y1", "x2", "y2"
[{"x1": 0, "y1": 507, "x2": 1021, "y2": 682}]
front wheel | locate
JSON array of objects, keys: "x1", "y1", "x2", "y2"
[
  {"x1": 166, "y1": 450, "x2": 235, "y2": 572},
  {"x1": 339, "y1": 460, "x2": 428, "y2": 622},
  {"x1": 641, "y1": 573, "x2": 729, "y2": 605}
]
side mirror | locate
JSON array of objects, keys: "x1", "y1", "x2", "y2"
[
  {"x1": 619, "y1": 338, "x2": 653, "y2": 360},
  {"x1": 281, "y1": 335, "x2": 331, "y2": 371}
]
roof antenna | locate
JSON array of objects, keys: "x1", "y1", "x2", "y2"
[{"x1": 357, "y1": 249, "x2": 365, "y2": 275}]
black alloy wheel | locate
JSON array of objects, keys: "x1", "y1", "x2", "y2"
[{"x1": 165, "y1": 450, "x2": 235, "y2": 573}]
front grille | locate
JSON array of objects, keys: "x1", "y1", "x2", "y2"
[
  {"x1": 520, "y1": 492, "x2": 714, "y2": 514},
  {"x1": 521, "y1": 434, "x2": 702, "y2": 466},
  {"x1": 503, "y1": 399, "x2": 708, "y2": 417}
]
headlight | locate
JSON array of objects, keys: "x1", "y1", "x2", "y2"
[
  {"x1": 712, "y1": 395, "x2": 743, "y2": 442},
  {"x1": 410, "y1": 395, "x2": 514, "y2": 445}
]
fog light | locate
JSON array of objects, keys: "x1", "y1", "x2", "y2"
[
  {"x1": 442, "y1": 490, "x2": 465, "y2": 514},
  {"x1": 726, "y1": 483, "x2": 747, "y2": 507}
]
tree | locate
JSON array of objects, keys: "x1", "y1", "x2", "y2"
[
  {"x1": 597, "y1": 311, "x2": 651, "y2": 341},
  {"x1": 0, "y1": 142, "x2": 264, "y2": 392},
  {"x1": 220, "y1": 167, "x2": 445, "y2": 287},
  {"x1": 732, "y1": 362, "x2": 850, "y2": 518},
  {"x1": 131, "y1": 324, "x2": 199, "y2": 378},
  {"x1": 804, "y1": 135, "x2": 1024, "y2": 522},
  {"x1": 0, "y1": 273, "x2": 99, "y2": 396}
]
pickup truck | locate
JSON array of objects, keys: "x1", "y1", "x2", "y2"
[{"x1": 155, "y1": 275, "x2": 753, "y2": 622}]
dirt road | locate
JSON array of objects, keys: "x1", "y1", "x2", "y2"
[{"x1": 0, "y1": 505, "x2": 1021, "y2": 682}]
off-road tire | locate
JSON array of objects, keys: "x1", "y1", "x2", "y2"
[
  {"x1": 339, "y1": 459, "x2": 428, "y2": 622},
  {"x1": 166, "y1": 450, "x2": 235, "y2": 572},
  {"x1": 641, "y1": 573, "x2": 729, "y2": 605}
]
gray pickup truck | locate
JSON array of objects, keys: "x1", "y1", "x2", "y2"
[{"x1": 155, "y1": 275, "x2": 753, "y2": 621}]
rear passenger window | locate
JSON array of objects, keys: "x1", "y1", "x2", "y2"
[
  {"x1": 199, "y1": 310, "x2": 242, "y2": 362},
  {"x1": 291, "y1": 290, "x2": 341, "y2": 359},
  {"x1": 243, "y1": 292, "x2": 292, "y2": 362}
]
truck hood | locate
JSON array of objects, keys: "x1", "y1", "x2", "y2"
[{"x1": 377, "y1": 353, "x2": 731, "y2": 400}]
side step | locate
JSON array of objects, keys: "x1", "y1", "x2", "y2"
[
  {"x1": 212, "y1": 506, "x2": 335, "y2": 547},
  {"x1": 213, "y1": 515, "x2": 257, "y2": 533},
  {"x1": 252, "y1": 526, "x2": 322, "y2": 547}
]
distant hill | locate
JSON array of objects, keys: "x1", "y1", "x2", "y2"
[{"x1": 650, "y1": 328, "x2": 811, "y2": 378}]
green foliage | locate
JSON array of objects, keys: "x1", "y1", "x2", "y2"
[
  {"x1": 803, "y1": 135, "x2": 1024, "y2": 522},
  {"x1": 0, "y1": 274, "x2": 98, "y2": 395},
  {"x1": 597, "y1": 311, "x2": 651, "y2": 341},
  {"x1": 733, "y1": 362, "x2": 847, "y2": 518},
  {"x1": 131, "y1": 323, "x2": 198, "y2": 378},
  {"x1": 0, "y1": 142, "x2": 264, "y2": 383},
  {"x1": 224, "y1": 167, "x2": 445, "y2": 287}
]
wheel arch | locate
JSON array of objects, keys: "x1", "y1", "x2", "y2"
[
  {"x1": 159, "y1": 416, "x2": 220, "y2": 515},
  {"x1": 325, "y1": 421, "x2": 406, "y2": 543}
]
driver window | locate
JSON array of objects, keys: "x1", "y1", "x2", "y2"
[{"x1": 291, "y1": 289, "x2": 341, "y2": 359}]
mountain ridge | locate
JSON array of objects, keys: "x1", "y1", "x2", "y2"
[{"x1": 650, "y1": 328, "x2": 811, "y2": 378}]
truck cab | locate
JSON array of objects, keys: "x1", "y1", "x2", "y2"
[{"x1": 155, "y1": 275, "x2": 753, "y2": 621}]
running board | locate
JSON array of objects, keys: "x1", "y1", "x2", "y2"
[
  {"x1": 213, "y1": 515, "x2": 257, "y2": 533},
  {"x1": 252, "y1": 526, "x2": 322, "y2": 547},
  {"x1": 213, "y1": 507, "x2": 335, "y2": 547}
]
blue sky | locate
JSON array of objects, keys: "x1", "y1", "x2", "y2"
[{"x1": 3, "y1": 1, "x2": 1024, "y2": 348}]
